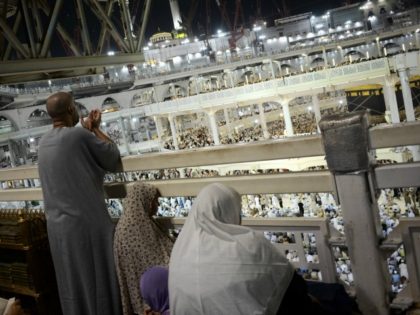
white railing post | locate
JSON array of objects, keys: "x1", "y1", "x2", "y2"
[{"x1": 320, "y1": 111, "x2": 390, "y2": 315}]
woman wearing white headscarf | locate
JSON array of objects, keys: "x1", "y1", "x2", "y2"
[{"x1": 169, "y1": 183, "x2": 295, "y2": 315}]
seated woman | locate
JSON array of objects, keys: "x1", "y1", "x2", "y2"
[
  {"x1": 140, "y1": 266, "x2": 170, "y2": 315},
  {"x1": 114, "y1": 183, "x2": 174, "y2": 315},
  {"x1": 169, "y1": 183, "x2": 331, "y2": 315}
]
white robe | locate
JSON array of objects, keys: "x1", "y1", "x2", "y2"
[{"x1": 169, "y1": 183, "x2": 293, "y2": 315}]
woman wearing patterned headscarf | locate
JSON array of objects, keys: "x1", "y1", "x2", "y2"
[{"x1": 114, "y1": 182, "x2": 174, "y2": 315}]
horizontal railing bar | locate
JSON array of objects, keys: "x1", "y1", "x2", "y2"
[
  {"x1": 369, "y1": 122, "x2": 420, "y2": 149},
  {"x1": 0, "y1": 188, "x2": 43, "y2": 201},
  {"x1": 0, "y1": 122, "x2": 418, "y2": 182},
  {"x1": 375, "y1": 162, "x2": 420, "y2": 189},
  {"x1": 157, "y1": 217, "x2": 328, "y2": 229},
  {"x1": 143, "y1": 172, "x2": 334, "y2": 197},
  {"x1": 122, "y1": 135, "x2": 324, "y2": 171},
  {"x1": 0, "y1": 166, "x2": 39, "y2": 181},
  {"x1": 0, "y1": 171, "x2": 334, "y2": 201}
]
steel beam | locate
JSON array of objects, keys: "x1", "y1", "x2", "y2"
[
  {"x1": 0, "y1": 53, "x2": 144, "y2": 77},
  {"x1": 38, "y1": 0, "x2": 81, "y2": 57},
  {"x1": 2, "y1": 9, "x2": 21, "y2": 61},
  {"x1": 87, "y1": 0, "x2": 129, "y2": 53},
  {"x1": 96, "y1": 0, "x2": 114, "y2": 55},
  {"x1": 135, "y1": 0, "x2": 151, "y2": 52},
  {"x1": 118, "y1": 0, "x2": 135, "y2": 53},
  {"x1": 20, "y1": 0, "x2": 37, "y2": 58},
  {"x1": 39, "y1": 0, "x2": 63, "y2": 57},
  {"x1": 30, "y1": 0, "x2": 43, "y2": 43},
  {"x1": 0, "y1": 16, "x2": 29, "y2": 58},
  {"x1": 75, "y1": 0, "x2": 93, "y2": 55}
]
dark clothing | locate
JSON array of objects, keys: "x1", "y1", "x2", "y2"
[{"x1": 278, "y1": 273, "x2": 357, "y2": 315}]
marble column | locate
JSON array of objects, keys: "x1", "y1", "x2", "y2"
[
  {"x1": 168, "y1": 114, "x2": 179, "y2": 150},
  {"x1": 382, "y1": 77, "x2": 400, "y2": 124},
  {"x1": 337, "y1": 46, "x2": 344, "y2": 62},
  {"x1": 282, "y1": 101, "x2": 294, "y2": 136},
  {"x1": 322, "y1": 46, "x2": 328, "y2": 69},
  {"x1": 223, "y1": 107, "x2": 233, "y2": 138},
  {"x1": 376, "y1": 37, "x2": 382, "y2": 57},
  {"x1": 398, "y1": 69, "x2": 419, "y2": 161},
  {"x1": 268, "y1": 60, "x2": 276, "y2": 79},
  {"x1": 258, "y1": 103, "x2": 270, "y2": 139},
  {"x1": 207, "y1": 111, "x2": 220, "y2": 145},
  {"x1": 398, "y1": 69, "x2": 415, "y2": 122},
  {"x1": 312, "y1": 94, "x2": 322, "y2": 133},
  {"x1": 118, "y1": 117, "x2": 130, "y2": 155},
  {"x1": 154, "y1": 115, "x2": 164, "y2": 143}
]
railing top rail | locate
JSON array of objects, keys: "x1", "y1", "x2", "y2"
[
  {"x1": 0, "y1": 171, "x2": 334, "y2": 201},
  {"x1": 0, "y1": 121, "x2": 418, "y2": 182},
  {"x1": 158, "y1": 217, "x2": 329, "y2": 228}
]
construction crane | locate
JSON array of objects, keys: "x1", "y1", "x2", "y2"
[
  {"x1": 179, "y1": 0, "x2": 200, "y2": 37},
  {"x1": 215, "y1": 0, "x2": 244, "y2": 51}
]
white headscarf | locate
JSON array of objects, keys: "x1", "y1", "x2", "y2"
[{"x1": 169, "y1": 183, "x2": 294, "y2": 315}]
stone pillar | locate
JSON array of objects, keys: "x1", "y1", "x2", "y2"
[
  {"x1": 168, "y1": 114, "x2": 179, "y2": 150},
  {"x1": 268, "y1": 60, "x2": 276, "y2": 79},
  {"x1": 337, "y1": 46, "x2": 344, "y2": 62},
  {"x1": 415, "y1": 31, "x2": 420, "y2": 49},
  {"x1": 320, "y1": 112, "x2": 389, "y2": 315},
  {"x1": 398, "y1": 69, "x2": 420, "y2": 161},
  {"x1": 282, "y1": 101, "x2": 294, "y2": 136},
  {"x1": 398, "y1": 69, "x2": 415, "y2": 122},
  {"x1": 322, "y1": 46, "x2": 328, "y2": 69},
  {"x1": 312, "y1": 94, "x2": 322, "y2": 133},
  {"x1": 223, "y1": 107, "x2": 233, "y2": 138},
  {"x1": 7, "y1": 141, "x2": 17, "y2": 167},
  {"x1": 207, "y1": 111, "x2": 220, "y2": 145},
  {"x1": 382, "y1": 77, "x2": 400, "y2": 124},
  {"x1": 304, "y1": 54, "x2": 310, "y2": 71},
  {"x1": 154, "y1": 116, "x2": 164, "y2": 142},
  {"x1": 376, "y1": 37, "x2": 382, "y2": 57},
  {"x1": 258, "y1": 103, "x2": 270, "y2": 139},
  {"x1": 118, "y1": 117, "x2": 130, "y2": 155}
]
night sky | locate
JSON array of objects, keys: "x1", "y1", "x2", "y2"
[
  {"x1": 12, "y1": 0, "x2": 357, "y2": 57},
  {"x1": 147, "y1": 0, "x2": 351, "y2": 37}
]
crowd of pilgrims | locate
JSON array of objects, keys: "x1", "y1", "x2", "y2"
[
  {"x1": 162, "y1": 109, "x2": 328, "y2": 150},
  {"x1": 104, "y1": 166, "x2": 420, "y2": 297},
  {"x1": 160, "y1": 104, "x2": 420, "y2": 151}
]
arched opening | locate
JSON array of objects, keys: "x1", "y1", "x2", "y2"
[
  {"x1": 0, "y1": 116, "x2": 15, "y2": 134},
  {"x1": 101, "y1": 97, "x2": 120, "y2": 113},
  {"x1": 164, "y1": 84, "x2": 187, "y2": 101},
  {"x1": 344, "y1": 50, "x2": 364, "y2": 62},
  {"x1": 127, "y1": 116, "x2": 158, "y2": 143},
  {"x1": 280, "y1": 64, "x2": 295, "y2": 75},
  {"x1": 311, "y1": 57, "x2": 325, "y2": 69},
  {"x1": 242, "y1": 70, "x2": 260, "y2": 84},
  {"x1": 384, "y1": 42, "x2": 402, "y2": 56},
  {"x1": 27, "y1": 109, "x2": 51, "y2": 128},
  {"x1": 131, "y1": 90, "x2": 155, "y2": 107}
]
